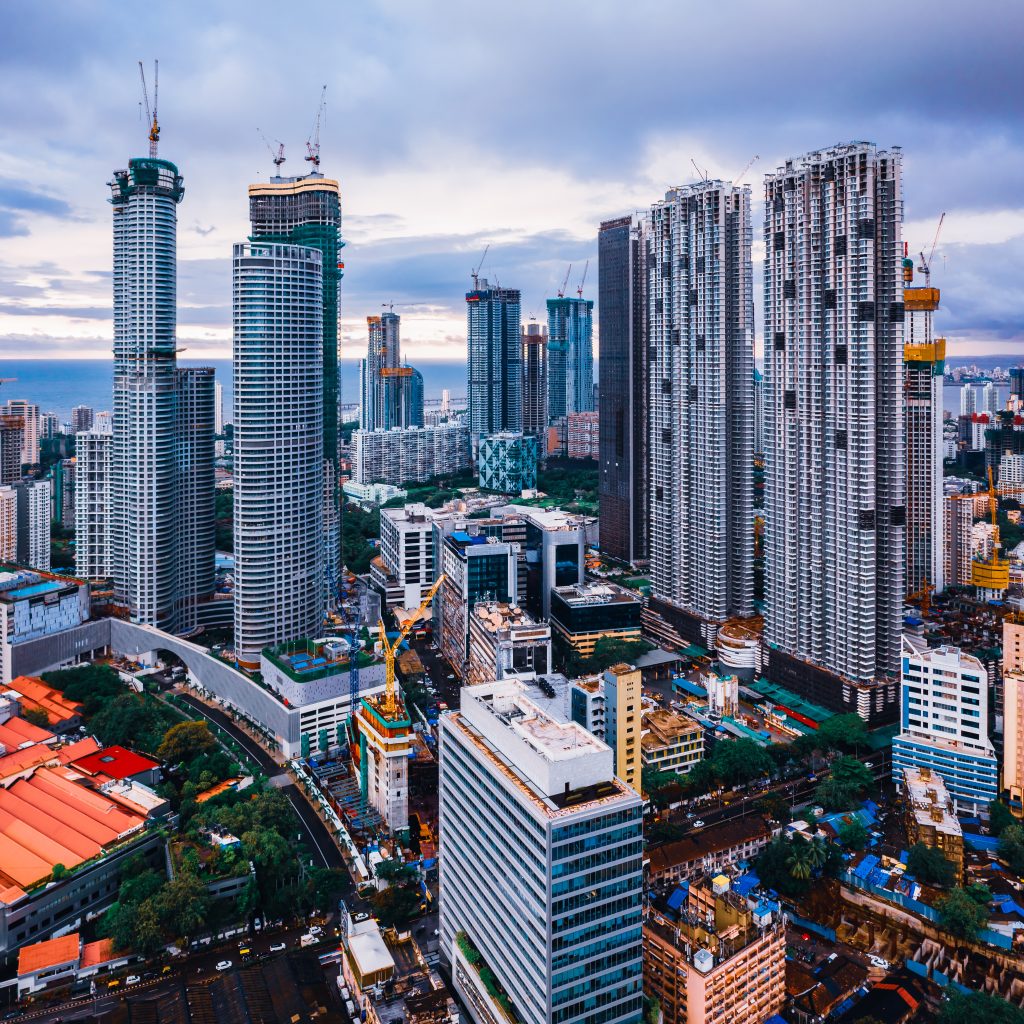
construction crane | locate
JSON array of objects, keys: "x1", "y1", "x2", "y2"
[
  {"x1": 917, "y1": 212, "x2": 946, "y2": 287},
  {"x1": 733, "y1": 154, "x2": 760, "y2": 185},
  {"x1": 377, "y1": 575, "x2": 446, "y2": 718},
  {"x1": 257, "y1": 129, "x2": 286, "y2": 171},
  {"x1": 305, "y1": 85, "x2": 327, "y2": 170},
  {"x1": 138, "y1": 60, "x2": 160, "y2": 158},
  {"x1": 906, "y1": 577, "x2": 935, "y2": 620},
  {"x1": 557, "y1": 263, "x2": 572, "y2": 299},
  {"x1": 576, "y1": 259, "x2": 589, "y2": 299},
  {"x1": 691, "y1": 158, "x2": 708, "y2": 183},
  {"x1": 326, "y1": 565, "x2": 362, "y2": 728},
  {"x1": 471, "y1": 244, "x2": 490, "y2": 289}
]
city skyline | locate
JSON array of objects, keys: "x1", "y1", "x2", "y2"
[{"x1": 1, "y1": 2, "x2": 1022, "y2": 368}]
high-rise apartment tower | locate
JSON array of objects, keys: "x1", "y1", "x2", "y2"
[
  {"x1": 521, "y1": 321, "x2": 548, "y2": 437},
  {"x1": 547, "y1": 296, "x2": 594, "y2": 421},
  {"x1": 764, "y1": 143, "x2": 905, "y2": 694}
]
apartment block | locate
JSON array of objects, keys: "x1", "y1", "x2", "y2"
[
  {"x1": 4, "y1": 402, "x2": 40, "y2": 468},
  {"x1": 892, "y1": 635, "x2": 997, "y2": 813},
  {"x1": 643, "y1": 876, "x2": 785, "y2": 1024},
  {"x1": 377, "y1": 504, "x2": 437, "y2": 608},
  {"x1": 521, "y1": 322, "x2": 548, "y2": 438},
  {"x1": 641, "y1": 709, "x2": 704, "y2": 776},
  {"x1": 647, "y1": 181, "x2": 754, "y2": 636},
  {"x1": 15, "y1": 481, "x2": 50, "y2": 571},
  {"x1": 763, "y1": 142, "x2": 905, "y2": 701},
  {"x1": 567, "y1": 411, "x2": 599, "y2": 460},
  {"x1": 74, "y1": 429, "x2": 111, "y2": 582},
  {"x1": 467, "y1": 280, "x2": 522, "y2": 454},
  {"x1": 604, "y1": 663, "x2": 642, "y2": 794},
  {"x1": 902, "y1": 766, "x2": 964, "y2": 879},
  {"x1": 353, "y1": 424, "x2": 470, "y2": 486},
  {"x1": 439, "y1": 678, "x2": 644, "y2": 1024},
  {"x1": 943, "y1": 493, "x2": 975, "y2": 587},
  {"x1": 1002, "y1": 616, "x2": 1024, "y2": 814}
]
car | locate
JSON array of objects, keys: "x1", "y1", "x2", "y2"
[
  {"x1": 127, "y1": 975, "x2": 141, "y2": 985},
  {"x1": 864, "y1": 761, "x2": 874, "y2": 769},
  {"x1": 161, "y1": 966, "x2": 172, "y2": 975},
  {"x1": 107, "y1": 980, "x2": 121, "y2": 989},
  {"x1": 238, "y1": 947, "x2": 252, "y2": 959},
  {"x1": 867, "y1": 955, "x2": 891, "y2": 970},
  {"x1": 353, "y1": 912, "x2": 370, "y2": 923},
  {"x1": 309, "y1": 925, "x2": 323, "y2": 936},
  {"x1": 269, "y1": 942, "x2": 287, "y2": 953},
  {"x1": 691, "y1": 820, "x2": 705, "y2": 828},
  {"x1": 2, "y1": 1011, "x2": 24, "y2": 1020},
  {"x1": 215, "y1": 960, "x2": 233, "y2": 972}
]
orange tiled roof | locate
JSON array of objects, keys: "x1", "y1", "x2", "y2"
[
  {"x1": 0, "y1": 715, "x2": 54, "y2": 747},
  {"x1": 0, "y1": 884, "x2": 27, "y2": 906},
  {"x1": 4, "y1": 677, "x2": 82, "y2": 726},
  {"x1": 17, "y1": 933, "x2": 80, "y2": 976},
  {"x1": 80, "y1": 938, "x2": 116, "y2": 969}
]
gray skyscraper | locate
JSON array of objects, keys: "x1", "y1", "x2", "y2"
[
  {"x1": 232, "y1": 241, "x2": 324, "y2": 668},
  {"x1": 764, "y1": 142, "x2": 904, "y2": 709},
  {"x1": 521, "y1": 321, "x2": 548, "y2": 438},
  {"x1": 467, "y1": 279, "x2": 522, "y2": 453},
  {"x1": 597, "y1": 216, "x2": 648, "y2": 566},
  {"x1": 647, "y1": 181, "x2": 755, "y2": 633},
  {"x1": 75, "y1": 427, "x2": 112, "y2": 582},
  {"x1": 547, "y1": 296, "x2": 594, "y2": 421},
  {"x1": 360, "y1": 311, "x2": 423, "y2": 430},
  {"x1": 110, "y1": 150, "x2": 211, "y2": 631}
]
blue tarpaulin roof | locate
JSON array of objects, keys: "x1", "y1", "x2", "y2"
[
  {"x1": 732, "y1": 873, "x2": 760, "y2": 897},
  {"x1": 965, "y1": 833, "x2": 999, "y2": 852},
  {"x1": 666, "y1": 884, "x2": 689, "y2": 912},
  {"x1": 852, "y1": 854, "x2": 879, "y2": 881}
]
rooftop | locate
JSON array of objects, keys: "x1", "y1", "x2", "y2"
[
  {"x1": 70, "y1": 745, "x2": 159, "y2": 781},
  {"x1": 0, "y1": 566, "x2": 83, "y2": 602},
  {"x1": 903, "y1": 767, "x2": 962, "y2": 839},
  {"x1": 647, "y1": 816, "x2": 773, "y2": 877},
  {"x1": 3, "y1": 676, "x2": 83, "y2": 726},
  {"x1": 471, "y1": 601, "x2": 549, "y2": 637},
  {"x1": 642, "y1": 709, "x2": 702, "y2": 750},
  {"x1": 348, "y1": 917, "x2": 395, "y2": 977},
  {"x1": 17, "y1": 933, "x2": 79, "y2": 976},
  {"x1": 551, "y1": 581, "x2": 641, "y2": 607}
]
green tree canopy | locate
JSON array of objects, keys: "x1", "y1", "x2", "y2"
[
  {"x1": 838, "y1": 819, "x2": 869, "y2": 850},
  {"x1": 998, "y1": 824, "x2": 1024, "y2": 874},
  {"x1": 939, "y1": 992, "x2": 1024, "y2": 1024},
  {"x1": 712, "y1": 738, "x2": 774, "y2": 789},
  {"x1": 906, "y1": 843, "x2": 957, "y2": 888},
  {"x1": 988, "y1": 800, "x2": 1017, "y2": 838},
  {"x1": 158, "y1": 872, "x2": 210, "y2": 942},
  {"x1": 937, "y1": 886, "x2": 990, "y2": 941},
  {"x1": 829, "y1": 755, "x2": 873, "y2": 790},
  {"x1": 372, "y1": 884, "x2": 421, "y2": 928},
  {"x1": 157, "y1": 720, "x2": 218, "y2": 765},
  {"x1": 21, "y1": 706, "x2": 52, "y2": 729}
]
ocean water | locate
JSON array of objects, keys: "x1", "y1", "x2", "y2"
[{"x1": 0, "y1": 358, "x2": 469, "y2": 422}]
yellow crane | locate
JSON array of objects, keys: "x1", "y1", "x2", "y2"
[
  {"x1": 948, "y1": 466, "x2": 1024, "y2": 593},
  {"x1": 377, "y1": 574, "x2": 446, "y2": 718}
]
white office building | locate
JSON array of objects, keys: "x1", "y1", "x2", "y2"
[
  {"x1": 892, "y1": 635, "x2": 997, "y2": 813},
  {"x1": 439, "y1": 678, "x2": 644, "y2": 1024},
  {"x1": 378, "y1": 504, "x2": 437, "y2": 608},
  {"x1": 763, "y1": 142, "x2": 905, "y2": 691},
  {"x1": 646, "y1": 181, "x2": 754, "y2": 631},
  {"x1": 232, "y1": 241, "x2": 325, "y2": 668},
  {"x1": 74, "y1": 428, "x2": 112, "y2": 581},
  {"x1": 352, "y1": 423, "x2": 470, "y2": 486}
]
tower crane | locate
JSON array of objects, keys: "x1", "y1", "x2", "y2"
[
  {"x1": 732, "y1": 154, "x2": 760, "y2": 185},
  {"x1": 138, "y1": 60, "x2": 160, "y2": 158},
  {"x1": 305, "y1": 85, "x2": 327, "y2": 170},
  {"x1": 576, "y1": 259, "x2": 589, "y2": 299},
  {"x1": 471, "y1": 244, "x2": 490, "y2": 289},
  {"x1": 917, "y1": 212, "x2": 946, "y2": 287},
  {"x1": 257, "y1": 129, "x2": 286, "y2": 171},
  {"x1": 691, "y1": 158, "x2": 708, "y2": 183},
  {"x1": 557, "y1": 263, "x2": 572, "y2": 299},
  {"x1": 377, "y1": 575, "x2": 446, "y2": 718}
]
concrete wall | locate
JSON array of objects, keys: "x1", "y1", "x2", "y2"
[{"x1": 4, "y1": 616, "x2": 111, "y2": 683}]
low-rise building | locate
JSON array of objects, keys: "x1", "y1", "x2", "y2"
[
  {"x1": 1, "y1": 675, "x2": 82, "y2": 732},
  {"x1": 343, "y1": 480, "x2": 408, "y2": 509},
  {"x1": 342, "y1": 914, "x2": 397, "y2": 992},
  {"x1": 647, "y1": 817, "x2": 775, "y2": 885},
  {"x1": 549, "y1": 581, "x2": 642, "y2": 656},
  {"x1": 466, "y1": 601, "x2": 551, "y2": 684},
  {"x1": 641, "y1": 709, "x2": 704, "y2": 776},
  {"x1": 902, "y1": 766, "x2": 964, "y2": 880},
  {"x1": 644, "y1": 876, "x2": 786, "y2": 1024},
  {"x1": 16, "y1": 932, "x2": 127, "y2": 997}
]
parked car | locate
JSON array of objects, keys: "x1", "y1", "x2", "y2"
[
  {"x1": 126, "y1": 975, "x2": 141, "y2": 985},
  {"x1": 309, "y1": 925, "x2": 323, "y2": 936},
  {"x1": 215, "y1": 960, "x2": 233, "y2": 972},
  {"x1": 269, "y1": 942, "x2": 287, "y2": 953},
  {"x1": 691, "y1": 820, "x2": 705, "y2": 829},
  {"x1": 353, "y1": 912, "x2": 369, "y2": 923}
]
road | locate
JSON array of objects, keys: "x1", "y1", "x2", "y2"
[
  {"x1": 409, "y1": 636, "x2": 462, "y2": 709},
  {"x1": 175, "y1": 692, "x2": 345, "y2": 870}
]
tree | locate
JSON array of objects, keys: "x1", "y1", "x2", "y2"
[
  {"x1": 372, "y1": 884, "x2": 421, "y2": 928},
  {"x1": 816, "y1": 714, "x2": 868, "y2": 752},
  {"x1": 829, "y1": 755, "x2": 873, "y2": 791},
  {"x1": 838, "y1": 819, "x2": 869, "y2": 850},
  {"x1": 158, "y1": 720, "x2": 217, "y2": 765},
  {"x1": 158, "y1": 873, "x2": 210, "y2": 942},
  {"x1": 998, "y1": 824, "x2": 1024, "y2": 875},
  {"x1": 712, "y1": 738, "x2": 774, "y2": 789},
  {"x1": 787, "y1": 842, "x2": 813, "y2": 881},
  {"x1": 937, "y1": 886, "x2": 990, "y2": 941},
  {"x1": 814, "y1": 778, "x2": 860, "y2": 811},
  {"x1": 42, "y1": 663, "x2": 124, "y2": 716},
  {"x1": 21, "y1": 706, "x2": 51, "y2": 729},
  {"x1": 242, "y1": 828, "x2": 293, "y2": 871},
  {"x1": 906, "y1": 843, "x2": 957, "y2": 887},
  {"x1": 939, "y1": 992, "x2": 1024, "y2": 1024},
  {"x1": 51, "y1": 863, "x2": 68, "y2": 881},
  {"x1": 988, "y1": 800, "x2": 1017, "y2": 838}
]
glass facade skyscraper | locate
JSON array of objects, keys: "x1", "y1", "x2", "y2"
[
  {"x1": 440, "y1": 678, "x2": 644, "y2": 1024},
  {"x1": 547, "y1": 297, "x2": 594, "y2": 422},
  {"x1": 467, "y1": 280, "x2": 522, "y2": 452}
]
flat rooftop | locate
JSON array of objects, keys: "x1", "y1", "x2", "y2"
[
  {"x1": 552, "y1": 582, "x2": 641, "y2": 607},
  {"x1": 903, "y1": 767, "x2": 962, "y2": 839},
  {"x1": 471, "y1": 601, "x2": 548, "y2": 635}
]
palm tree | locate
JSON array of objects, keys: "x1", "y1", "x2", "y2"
[
  {"x1": 787, "y1": 844, "x2": 813, "y2": 881},
  {"x1": 808, "y1": 839, "x2": 829, "y2": 872}
]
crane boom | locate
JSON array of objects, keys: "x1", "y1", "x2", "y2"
[
  {"x1": 378, "y1": 574, "x2": 446, "y2": 717},
  {"x1": 917, "y1": 211, "x2": 946, "y2": 286},
  {"x1": 557, "y1": 263, "x2": 572, "y2": 299},
  {"x1": 305, "y1": 85, "x2": 327, "y2": 170},
  {"x1": 733, "y1": 154, "x2": 759, "y2": 184},
  {"x1": 138, "y1": 60, "x2": 160, "y2": 157},
  {"x1": 471, "y1": 244, "x2": 490, "y2": 289},
  {"x1": 576, "y1": 259, "x2": 589, "y2": 298}
]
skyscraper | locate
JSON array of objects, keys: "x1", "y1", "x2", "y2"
[
  {"x1": 647, "y1": 181, "x2": 754, "y2": 631},
  {"x1": 521, "y1": 321, "x2": 548, "y2": 437},
  {"x1": 213, "y1": 379, "x2": 225, "y2": 435},
  {"x1": 75, "y1": 427, "x2": 112, "y2": 581},
  {"x1": 903, "y1": 256, "x2": 945, "y2": 595},
  {"x1": 597, "y1": 216, "x2": 648, "y2": 566},
  {"x1": 109, "y1": 154, "x2": 184, "y2": 629},
  {"x1": 763, "y1": 142, "x2": 904, "y2": 699},
  {"x1": 15, "y1": 479, "x2": 50, "y2": 570},
  {"x1": 4, "y1": 401, "x2": 40, "y2": 468},
  {"x1": 232, "y1": 241, "x2": 325, "y2": 668},
  {"x1": 248, "y1": 170, "x2": 342, "y2": 570},
  {"x1": 360, "y1": 311, "x2": 423, "y2": 430},
  {"x1": 960, "y1": 384, "x2": 976, "y2": 417},
  {"x1": 0, "y1": 413, "x2": 24, "y2": 485},
  {"x1": 547, "y1": 295, "x2": 594, "y2": 421},
  {"x1": 439, "y1": 678, "x2": 644, "y2": 1024},
  {"x1": 466, "y1": 279, "x2": 522, "y2": 453}
]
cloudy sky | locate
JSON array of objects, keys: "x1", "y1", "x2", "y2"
[{"x1": 1, "y1": 0, "x2": 1022, "y2": 366}]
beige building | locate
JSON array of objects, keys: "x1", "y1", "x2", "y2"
[
  {"x1": 902, "y1": 766, "x2": 964, "y2": 879},
  {"x1": 603, "y1": 662, "x2": 642, "y2": 794},
  {"x1": 465, "y1": 601, "x2": 551, "y2": 685},
  {"x1": 641, "y1": 709, "x2": 704, "y2": 776},
  {"x1": 357, "y1": 695, "x2": 412, "y2": 831},
  {"x1": 1004, "y1": 616, "x2": 1024, "y2": 815},
  {"x1": 644, "y1": 876, "x2": 785, "y2": 1024}
]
